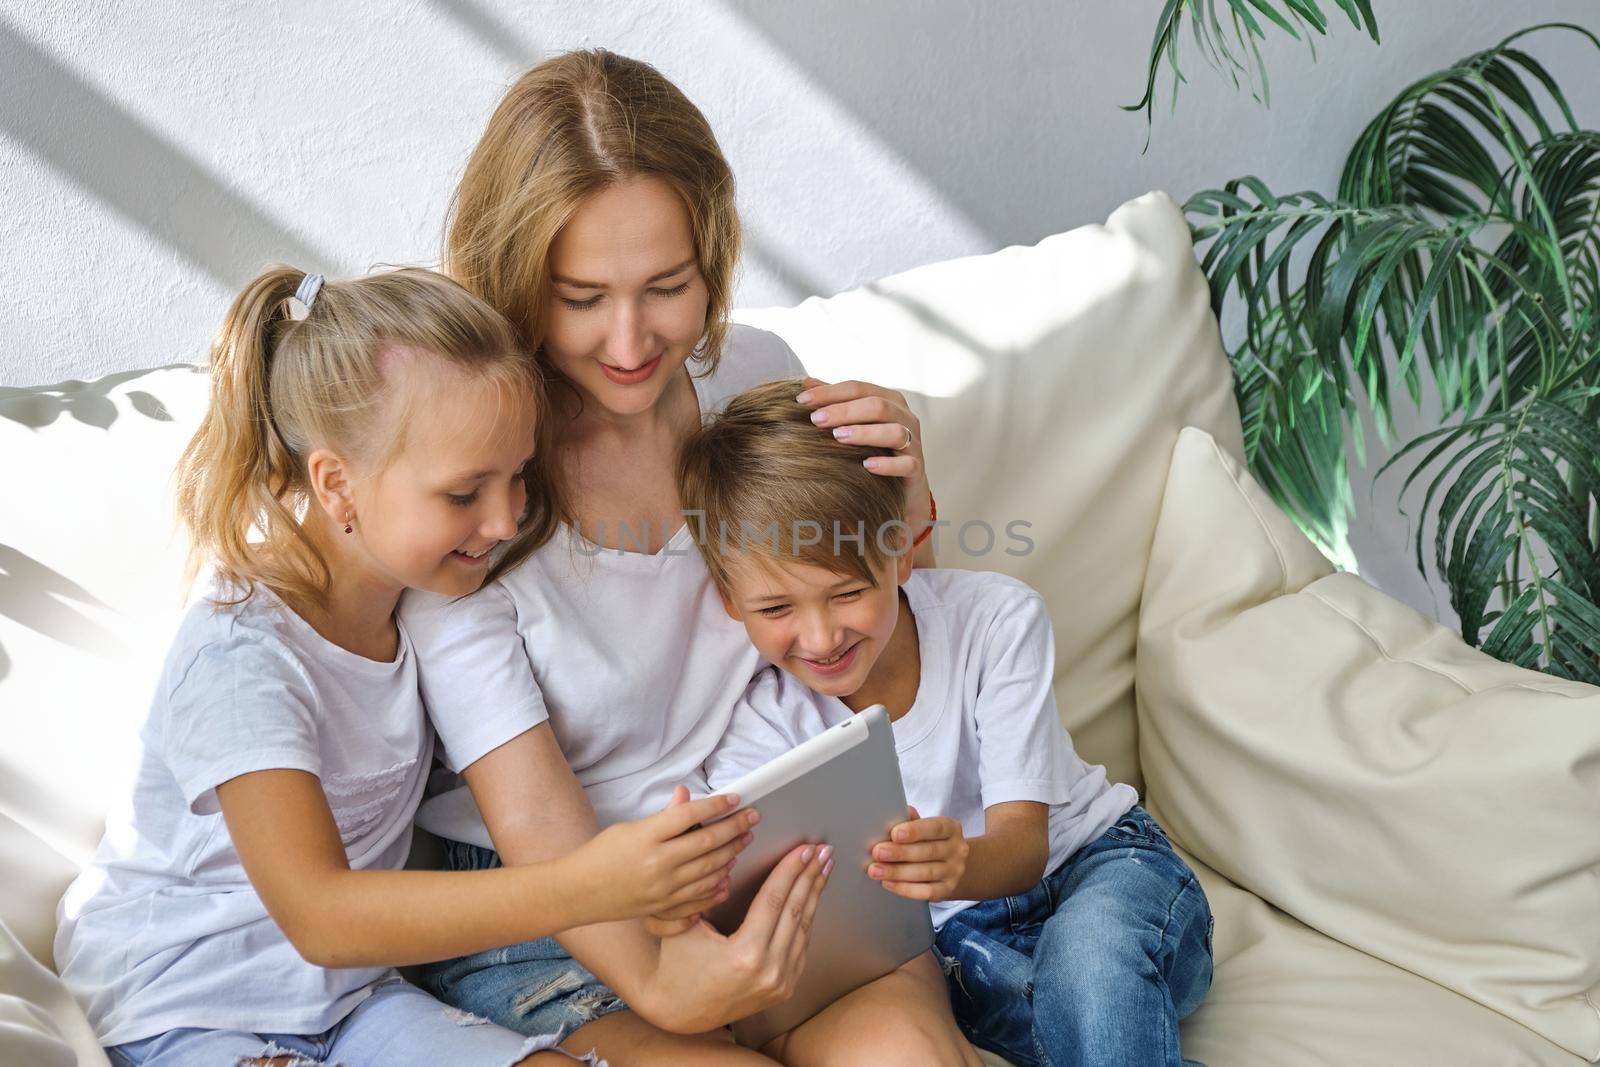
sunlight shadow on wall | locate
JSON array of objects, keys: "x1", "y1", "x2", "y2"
[
  {"x1": 428, "y1": 0, "x2": 543, "y2": 69},
  {"x1": 0, "y1": 544, "x2": 129, "y2": 686},
  {"x1": 0, "y1": 20, "x2": 337, "y2": 287},
  {"x1": 0, "y1": 365, "x2": 198, "y2": 429},
  {"x1": 718, "y1": 0, "x2": 1098, "y2": 247}
]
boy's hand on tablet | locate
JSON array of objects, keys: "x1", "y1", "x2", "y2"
[
  {"x1": 869, "y1": 805, "x2": 968, "y2": 901},
  {"x1": 578, "y1": 785, "x2": 756, "y2": 924}
]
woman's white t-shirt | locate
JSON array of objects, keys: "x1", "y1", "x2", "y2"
[
  {"x1": 402, "y1": 325, "x2": 806, "y2": 844},
  {"x1": 54, "y1": 582, "x2": 431, "y2": 1046}
]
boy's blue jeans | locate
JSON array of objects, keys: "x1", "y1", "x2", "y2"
[{"x1": 933, "y1": 806, "x2": 1214, "y2": 1067}]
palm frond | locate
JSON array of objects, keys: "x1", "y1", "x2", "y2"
[
  {"x1": 1379, "y1": 396, "x2": 1600, "y2": 681},
  {"x1": 1231, "y1": 310, "x2": 1358, "y2": 567},
  {"x1": 1187, "y1": 187, "x2": 1508, "y2": 431},
  {"x1": 1125, "y1": 0, "x2": 1380, "y2": 134}
]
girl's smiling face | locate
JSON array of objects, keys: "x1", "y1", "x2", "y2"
[
  {"x1": 326, "y1": 356, "x2": 539, "y2": 599},
  {"x1": 542, "y1": 175, "x2": 709, "y2": 420}
]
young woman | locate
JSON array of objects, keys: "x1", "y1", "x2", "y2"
[{"x1": 402, "y1": 50, "x2": 974, "y2": 1066}]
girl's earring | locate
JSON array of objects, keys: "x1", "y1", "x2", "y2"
[{"x1": 344, "y1": 514, "x2": 354, "y2": 535}]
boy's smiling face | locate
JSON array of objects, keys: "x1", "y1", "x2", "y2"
[{"x1": 719, "y1": 548, "x2": 912, "y2": 699}]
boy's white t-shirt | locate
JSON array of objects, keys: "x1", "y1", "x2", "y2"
[
  {"x1": 402, "y1": 325, "x2": 807, "y2": 843},
  {"x1": 703, "y1": 567, "x2": 1138, "y2": 929},
  {"x1": 54, "y1": 581, "x2": 431, "y2": 1046}
]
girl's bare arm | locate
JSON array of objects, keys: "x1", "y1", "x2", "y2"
[{"x1": 218, "y1": 727, "x2": 748, "y2": 969}]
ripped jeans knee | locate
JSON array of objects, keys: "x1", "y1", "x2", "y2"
[
  {"x1": 512, "y1": 967, "x2": 626, "y2": 1028},
  {"x1": 417, "y1": 935, "x2": 630, "y2": 1045},
  {"x1": 236, "y1": 1044, "x2": 341, "y2": 1067},
  {"x1": 939, "y1": 951, "x2": 970, "y2": 999}
]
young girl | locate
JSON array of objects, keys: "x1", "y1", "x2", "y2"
[
  {"x1": 400, "y1": 48, "x2": 975, "y2": 1066},
  {"x1": 53, "y1": 265, "x2": 828, "y2": 1067}
]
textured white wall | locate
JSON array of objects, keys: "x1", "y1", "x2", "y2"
[{"x1": 2, "y1": 1, "x2": 1597, "y2": 620}]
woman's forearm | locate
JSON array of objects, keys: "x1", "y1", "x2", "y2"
[
  {"x1": 551, "y1": 920, "x2": 671, "y2": 1014},
  {"x1": 459, "y1": 729, "x2": 743, "y2": 1026},
  {"x1": 485, "y1": 810, "x2": 747, "y2": 1029},
  {"x1": 493, "y1": 816, "x2": 673, "y2": 1014}
]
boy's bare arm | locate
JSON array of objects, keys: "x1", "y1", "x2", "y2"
[
  {"x1": 953, "y1": 802, "x2": 1050, "y2": 901},
  {"x1": 871, "y1": 801, "x2": 1049, "y2": 902}
]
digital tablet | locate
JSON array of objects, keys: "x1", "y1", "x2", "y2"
[{"x1": 701, "y1": 704, "x2": 934, "y2": 1048}]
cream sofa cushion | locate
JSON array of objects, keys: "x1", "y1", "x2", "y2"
[
  {"x1": 738, "y1": 191, "x2": 1244, "y2": 794},
  {"x1": 1172, "y1": 843, "x2": 1587, "y2": 1066},
  {"x1": 0, "y1": 366, "x2": 210, "y2": 968},
  {"x1": 1136, "y1": 426, "x2": 1600, "y2": 1060},
  {"x1": 979, "y1": 845, "x2": 1592, "y2": 1065},
  {"x1": 0, "y1": 917, "x2": 107, "y2": 1067}
]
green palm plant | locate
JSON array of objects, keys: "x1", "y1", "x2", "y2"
[
  {"x1": 1170, "y1": 22, "x2": 1600, "y2": 682},
  {"x1": 1125, "y1": 0, "x2": 1379, "y2": 126}
]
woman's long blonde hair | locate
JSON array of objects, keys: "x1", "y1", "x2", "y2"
[
  {"x1": 175, "y1": 265, "x2": 547, "y2": 609},
  {"x1": 446, "y1": 49, "x2": 741, "y2": 581}
]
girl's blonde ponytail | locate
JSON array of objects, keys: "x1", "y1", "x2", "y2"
[{"x1": 177, "y1": 267, "x2": 324, "y2": 605}]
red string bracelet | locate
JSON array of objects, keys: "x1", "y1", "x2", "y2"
[{"x1": 912, "y1": 493, "x2": 938, "y2": 549}]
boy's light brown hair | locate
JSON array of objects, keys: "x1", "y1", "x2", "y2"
[{"x1": 676, "y1": 378, "x2": 907, "y2": 594}]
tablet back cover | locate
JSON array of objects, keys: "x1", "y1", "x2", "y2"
[{"x1": 705, "y1": 706, "x2": 935, "y2": 1047}]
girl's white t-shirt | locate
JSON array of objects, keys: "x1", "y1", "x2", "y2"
[
  {"x1": 402, "y1": 324, "x2": 806, "y2": 844},
  {"x1": 54, "y1": 582, "x2": 431, "y2": 1047},
  {"x1": 703, "y1": 568, "x2": 1139, "y2": 929}
]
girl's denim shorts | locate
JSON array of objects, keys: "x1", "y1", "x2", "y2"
[
  {"x1": 106, "y1": 976, "x2": 601, "y2": 1066},
  {"x1": 414, "y1": 840, "x2": 631, "y2": 1047}
]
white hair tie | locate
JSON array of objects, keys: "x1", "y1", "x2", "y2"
[{"x1": 288, "y1": 273, "x2": 324, "y2": 321}]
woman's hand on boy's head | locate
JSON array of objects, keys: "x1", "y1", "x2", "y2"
[
  {"x1": 868, "y1": 805, "x2": 968, "y2": 901},
  {"x1": 795, "y1": 376, "x2": 930, "y2": 486},
  {"x1": 795, "y1": 377, "x2": 937, "y2": 560}
]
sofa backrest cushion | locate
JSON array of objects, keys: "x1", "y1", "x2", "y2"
[{"x1": 0, "y1": 366, "x2": 209, "y2": 966}]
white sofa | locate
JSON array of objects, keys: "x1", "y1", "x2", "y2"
[{"x1": 3, "y1": 192, "x2": 1596, "y2": 1066}]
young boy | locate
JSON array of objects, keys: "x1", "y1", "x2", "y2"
[{"x1": 677, "y1": 378, "x2": 1214, "y2": 1067}]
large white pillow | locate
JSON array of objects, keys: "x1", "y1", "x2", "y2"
[
  {"x1": 739, "y1": 191, "x2": 1244, "y2": 793},
  {"x1": 0, "y1": 916, "x2": 106, "y2": 1067},
  {"x1": 1136, "y1": 426, "x2": 1600, "y2": 1060},
  {"x1": 0, "y1": 366, "x2": 210, "y2": 967}
]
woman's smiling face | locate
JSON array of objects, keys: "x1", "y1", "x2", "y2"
[{"x1": 543, "y1": 174, "x2": 709, "y2": 419}]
